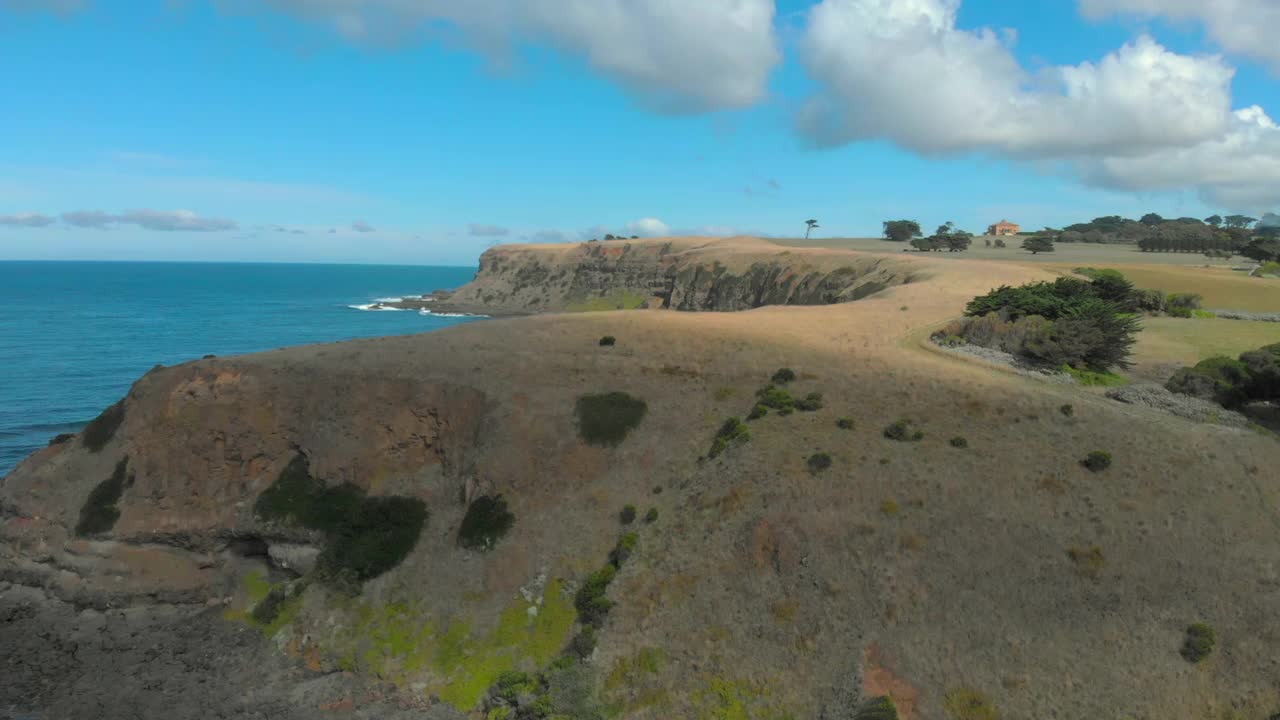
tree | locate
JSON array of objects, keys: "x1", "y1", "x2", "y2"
[
  {"x1": 804, "y1": 219, "x2": 819, "y2": 240},
  {"x1": 1204, "y1": 215, "x2": 1223, "y2": 227},
  {"x1": 1241, "y1": 238, "x2": 1280, "y2": 263},
  {"x1": 1022, "y1": 236, "x2": 1055, "y2": 255},
  {"x1": 945, "y1": 230, "x2": 973, "y2": 252},
  {"x1": 1224, "y1": 215, "x2": 1257, "y2": 229},
  {"x1": 882, "y1": 220, "x2": 922, "y2": 243},
  {"x1": 1140, "y1": 213, "x2": 1164, "y2": 226}
]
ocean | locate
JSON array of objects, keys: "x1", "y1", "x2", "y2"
[{"x1": 0, "y1": 261, "x2": 482, "y2": 477}]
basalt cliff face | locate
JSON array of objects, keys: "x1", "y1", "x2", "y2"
[
  {"x1": 3, "y1": 242, "x2": 1280, "y2": 720},
  {"x1": 417, "y1": 237, "x2": 921, "y2": 314}
]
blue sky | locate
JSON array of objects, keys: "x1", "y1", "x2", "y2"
[{"x1": 2, "y1": 0, "x2": 1279, "y2": 265}]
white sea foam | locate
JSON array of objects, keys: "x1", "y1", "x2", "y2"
[
  {"x1": 347, "y1": 303, "x2": 406, "y2": 312},
  {"x1": 419, "y1": 309, "x2": 487, "y2": 318},
  {"x1": 375, "y1": 297, "x2": 404, "y2": 303}
]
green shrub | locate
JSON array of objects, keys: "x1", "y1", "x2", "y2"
[
  {"x1": 883, "y1": 419, "x2": 923, "y2": 442},
  {"x1": 1060, "y1": 404, "x2": 1074, "y2": 417},
  {"x1": 81, "y1": 399, "x2": 126, "y2": 453},
  {"x1": 949, "y1": 436, "x2": 968, "y2": 449},
  {"x1": 709, "y1": 417, "x2": 750, "y2": 458},
  {"x1": 943, "y1": 688, "x2": 998, "y2": 720},
  {"x1": 1260, "y1": 260, "x2": 1280, "y2": 275},
  {"x1": 796, "y1": 393, "x2": 825, "y2": 412},
  {"x1": 568, "y1": 626, "x2": 597, "y2": 659},
  {"x1": 747, "y1": 404, "x2": 769, "y2": 421},
  {"x1": 75, "y1": 457, "x2": 130, "y2": 536},
  {"x1": 609, "y1": 532, "x2": 638, "y2": 566},
  {"x1": 576, "y1": 392, "x2": 648, "y2": 447},
  {"x1": 644, "y1": 508, "x2": 658, "y2": 524},
  {"x1": 853, "y1": 695, "x2": 900, "y2": 720},
  {"x1": 1061, "y1": 365, "x2": 1128, "y2": 387},
  {"x1": 493, "y1": 670, "x2": 539, "y2": 704},
  {"x1": 755, "y1": 384, "x2": 795, "y2": 411},
  {"x1": 1166, "y1": 305, "x2": 1193, "y2": 318},
  {"x1": 574, "y1": 565, "x2": 618, "y2": 628},
  {"x1": 1191, "y1": 309, "x2": 1216, "y2": 319},
  {"x1": 255, "y1": 455, "x2": 428, "y2": 583},
  {"x1": 1133, "y1": 288, "x2": 1166, "y2": 313},
  {"x1": 1166, "y1": 356, "x2": 1252, "y2": 407},
  {"x1": 1180, "y1": 623, "x2": 1215, "y2": 663},
  {"x1": 1166, "y1": 292, "x2": 1203, "y2": 312},
  {"x1": 807, "y1": 453, "x2": 833, "y2": 475},
  {"x1": 458, "y1": 495, "x2": 515, "y2": 551},
  {"x1": 598, "y1": 336, "x2": 616, "y2": 347},
  {"x1": 1081, "y1": 450, "x2": 1112, "y2": 473},
  {"x1": 619, "y1": 504, "x2": 637, "y2": 525},
  {"x1": 251, "y1": 583, "x2": 297, "y2": 625},
  {"x1": 836, "y1": 417, "x2": 855, "y2": 430},
  {"x1": 771, "y1": 368, "x2": 797, "y2": 384},
  {"x1": 320, "y1": 495, "x2": 428, "y2": 581}
]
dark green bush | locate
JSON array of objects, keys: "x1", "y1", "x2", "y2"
[
  {"x1": 574, "y1": 565, "x2": 617, "y2": 628},
  {"x1": 568, "y1": 626, "x2": 597, "y2": 659},
  {"x1": 853, "y1": 695, "x2": 899, "y2": 720},
  {"x1": 709, "y1": 417, "x2": 750, "y2": 458},
  {"x1": 493, "y1": 670, "x2": 539, "y2": 704},
  {"x1": 619, "y1": 504, "x2": 637, "y2": 525},
  {"x1": 883, "y1": 419, "x2": 923, "y2": 442},
  {"x1": 796, "y1": 393, "x2": 825, "y2": 412},
  {"x1": 1180, "y1": 623, "x2": 1215, "y2": 663},
  {"x1": 1132, "y1": 288, "x2": 1166, "y2": 313},
  {"x1": 598, "y1": 336, "x2": 616, "y2": 347},
  {"x1": 320, "y1": 495, "x2": 428, "y2": 581},
  {"x1": 75, "y1": 457, "x2": 130, "y2": 536},
  {"x1": 1081, "y1": 450, "x2": 1112, "y2": 473},
  {"x1": 1060, "y1": 404, "x2": 1075, "y2": 417},
  {"x1": 575, "y1": 392, "x2": 647, "y2": 447},
  {"x1": 644, "y1": 508, "x2": 658, "y2": 524},
  {"x1": 807, "y1": 453, "x2": 832, "y2": 475},
  {"x1": 747, "y1": 404, "x2": 769, "y2": 421},
  {"x1": 836, "y1": 417, "x2": 855, "y2": 430},
  {"x1": 609, "y1": 532, "x2": 638, "y2": 566},
  {"x1": 458, "y1": 495, "x2": 515, "y2": 551},
  {"x1": 1166, "y1": 293, "x2": 1203, "y2": 312},
  {"x1": 771, "y1": 368, "x2": 797, "y2": 384},
  {"x1": 255, "y1": 455, "x2": 428, "y2": 583},
  {"x1": 48, "y1": 433, "x2": 75, "y2": 447},
  {"x1": 1166, "y1": 356, "x2": 1252, "y2": 407},
  {"x1": 251, "y1": 583, "x2": 297, "y2": 625},
  {"x1": 81, "y1": 399, "x2": 126, "y2": 453},
  {"x1": 949, "y1": 436, "x2": 969, "y2": 449},
  {"x1": 755, "y1": 384, "x2": 795, "y2": 411}
]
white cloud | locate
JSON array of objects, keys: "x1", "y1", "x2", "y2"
[
  {"x1": 55, "y1": 209, "x2": 235, "y2": 231},
  {"x1": 1081, "y1": 106, "x2": 1280, "y2": 209},
  {"x1": 799, "y1": 0, "x2": 1233, "y2": 156},
  {"x1": 1080, "y1": 0, "x2": 1280, "y2": 72},
  {"x1": 243, "y1": 0, "x2": 780, "y2": 112},
  {"x1": 624, "y1": 217, "x2": 671, "y2": 238},
  {"x1": 351, "y1": 220, "x2": 375, "y2": 232},
  {"x1": 0, "y1": 212, "x2": 55, "y2": 227},
  {"x1": 61, "y1": 210, "x2": 114, "y2": 228},
  {"x1": 797, "y1": 0, "x2": 1280, "y2": 210}
]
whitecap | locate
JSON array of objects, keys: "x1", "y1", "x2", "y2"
[
  {"x1": 347, "y1": 303, "x2": 406, "y2": 312},
  {"x1": 419, "y1": 309, "x2": 488, "y2": 318}
]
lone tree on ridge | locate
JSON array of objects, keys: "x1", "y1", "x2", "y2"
[{"x1": 805, "y1": 219, "x2": 820, "y2": 240}]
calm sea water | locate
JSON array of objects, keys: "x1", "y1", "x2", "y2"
[{"x1": 0, "y1": 261, "x2": 481, "y2": 477}]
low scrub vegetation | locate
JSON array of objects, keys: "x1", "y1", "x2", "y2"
[
  {"x1": 1068, "y1": 545, "x2": 1105, "y2": 579},
  {"x1": 796, "y1": 392, "x2": 825, "y2": 412},
  {"x1": 619, "y1": 504, "x2": 637, "y2": 525},
  {"x1": 75, "y1": 457, "x2": 130, "y2": 536},
  {"x1": 1081, "y1": 450, "x2": 1113, "y2": 473},
  {"x1": 255, "y1": 455, "x2": 428, "y2": 584},
  {"x1": 598, "y1": 335, "x2": 616, "y2": 347},
  {"x1": 935, "y1": 276, "x2": 1142, "y2": 372},
  {"x1": 1166, "y1": 343, "x2": 1280, "y2": 408},
  {"x1": 853, "y1": 695, "x2": 900, "y2": 720},
  {"x1": 458, "y1": 495, "x2": 515, "y2": 551},
  {"x1": 949, "y1": 436, "x2": 969, "y2": 449},
  {"x1": 643, "y1": 508, "x2": 659, "y2": 524},
  {"x1": 836, "y1": 417, "x2": 855, "y2": 430},
  {"x1": 576, "y1": 392, "x2": 648, "y2": 447},
  {"x1": 771, "y1": 367, "x2": 796, "y2": 384},
  {"x1": 807, "y1": 453, "x2": 832, "y2": 475},
  {"x1": 755, "y1": 384, "x2": 796, "y2": 414},
  {"x1": 883, "y1": 419, "x2": 924, "y2": 442},
  {"x1": 943, "y1": 688, "x2": 998, "y2": 720},
  {"x1": 1181, "y1": 623, "x2": 1216, "y2": 663},
  {"x1": 709, "y1": 417, "x2": 751, "y2": 458},
  {"x1": 81, "y1": 399, "x2": 126, "y2": 453}
]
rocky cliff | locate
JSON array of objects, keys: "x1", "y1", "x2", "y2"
[
  {"x1": 413, "y1": 237, "x2": 922, "y2": 314},
  {"x1": 4, "y1": 245, "x2": 1279, "y2": 720}
]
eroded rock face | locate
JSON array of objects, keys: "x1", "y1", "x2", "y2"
[{"x1": 442, "y1": 238, "x2": 918, "y2": 313}]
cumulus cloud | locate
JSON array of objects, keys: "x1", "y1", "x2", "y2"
[
  {"x1": 799, "y1": 0, "x2": 1233, "y2": 156},
  {"x1": 624, "y1": 218, "x2": 670, "y2": 238},
  {"x1": 1080, "y1": 0, "x2": 1280, "y2": 72},
  {"x1": 245, "y1": 0, "x2": 779, "y2": 112},
  {"x1": 351, "y1": 220, "x2": 375, "y2": 232},
  {"x1": 798, "y1": 0, "x2": 1280, "y2": 209},
  {"x1": 0, "y1": 212, "x2": 56, "y2": 227},
  {"x1": 1080, "y1": 105, "x2": 1280, "y2": 208},
  {"x1": 56, "y1": 209, "x2": 237, "y2": 231},
  {"x1": 468, "y1": 223, "x2": 509, "y2": 237}
]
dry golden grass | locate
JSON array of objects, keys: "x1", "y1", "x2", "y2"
[
  {"x1": 1067, "y1": 265, "x2": 1280, "y2": 313},
  {"x1": 1134, "y1": 317, "x2": 1280, "y2": 371}
]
